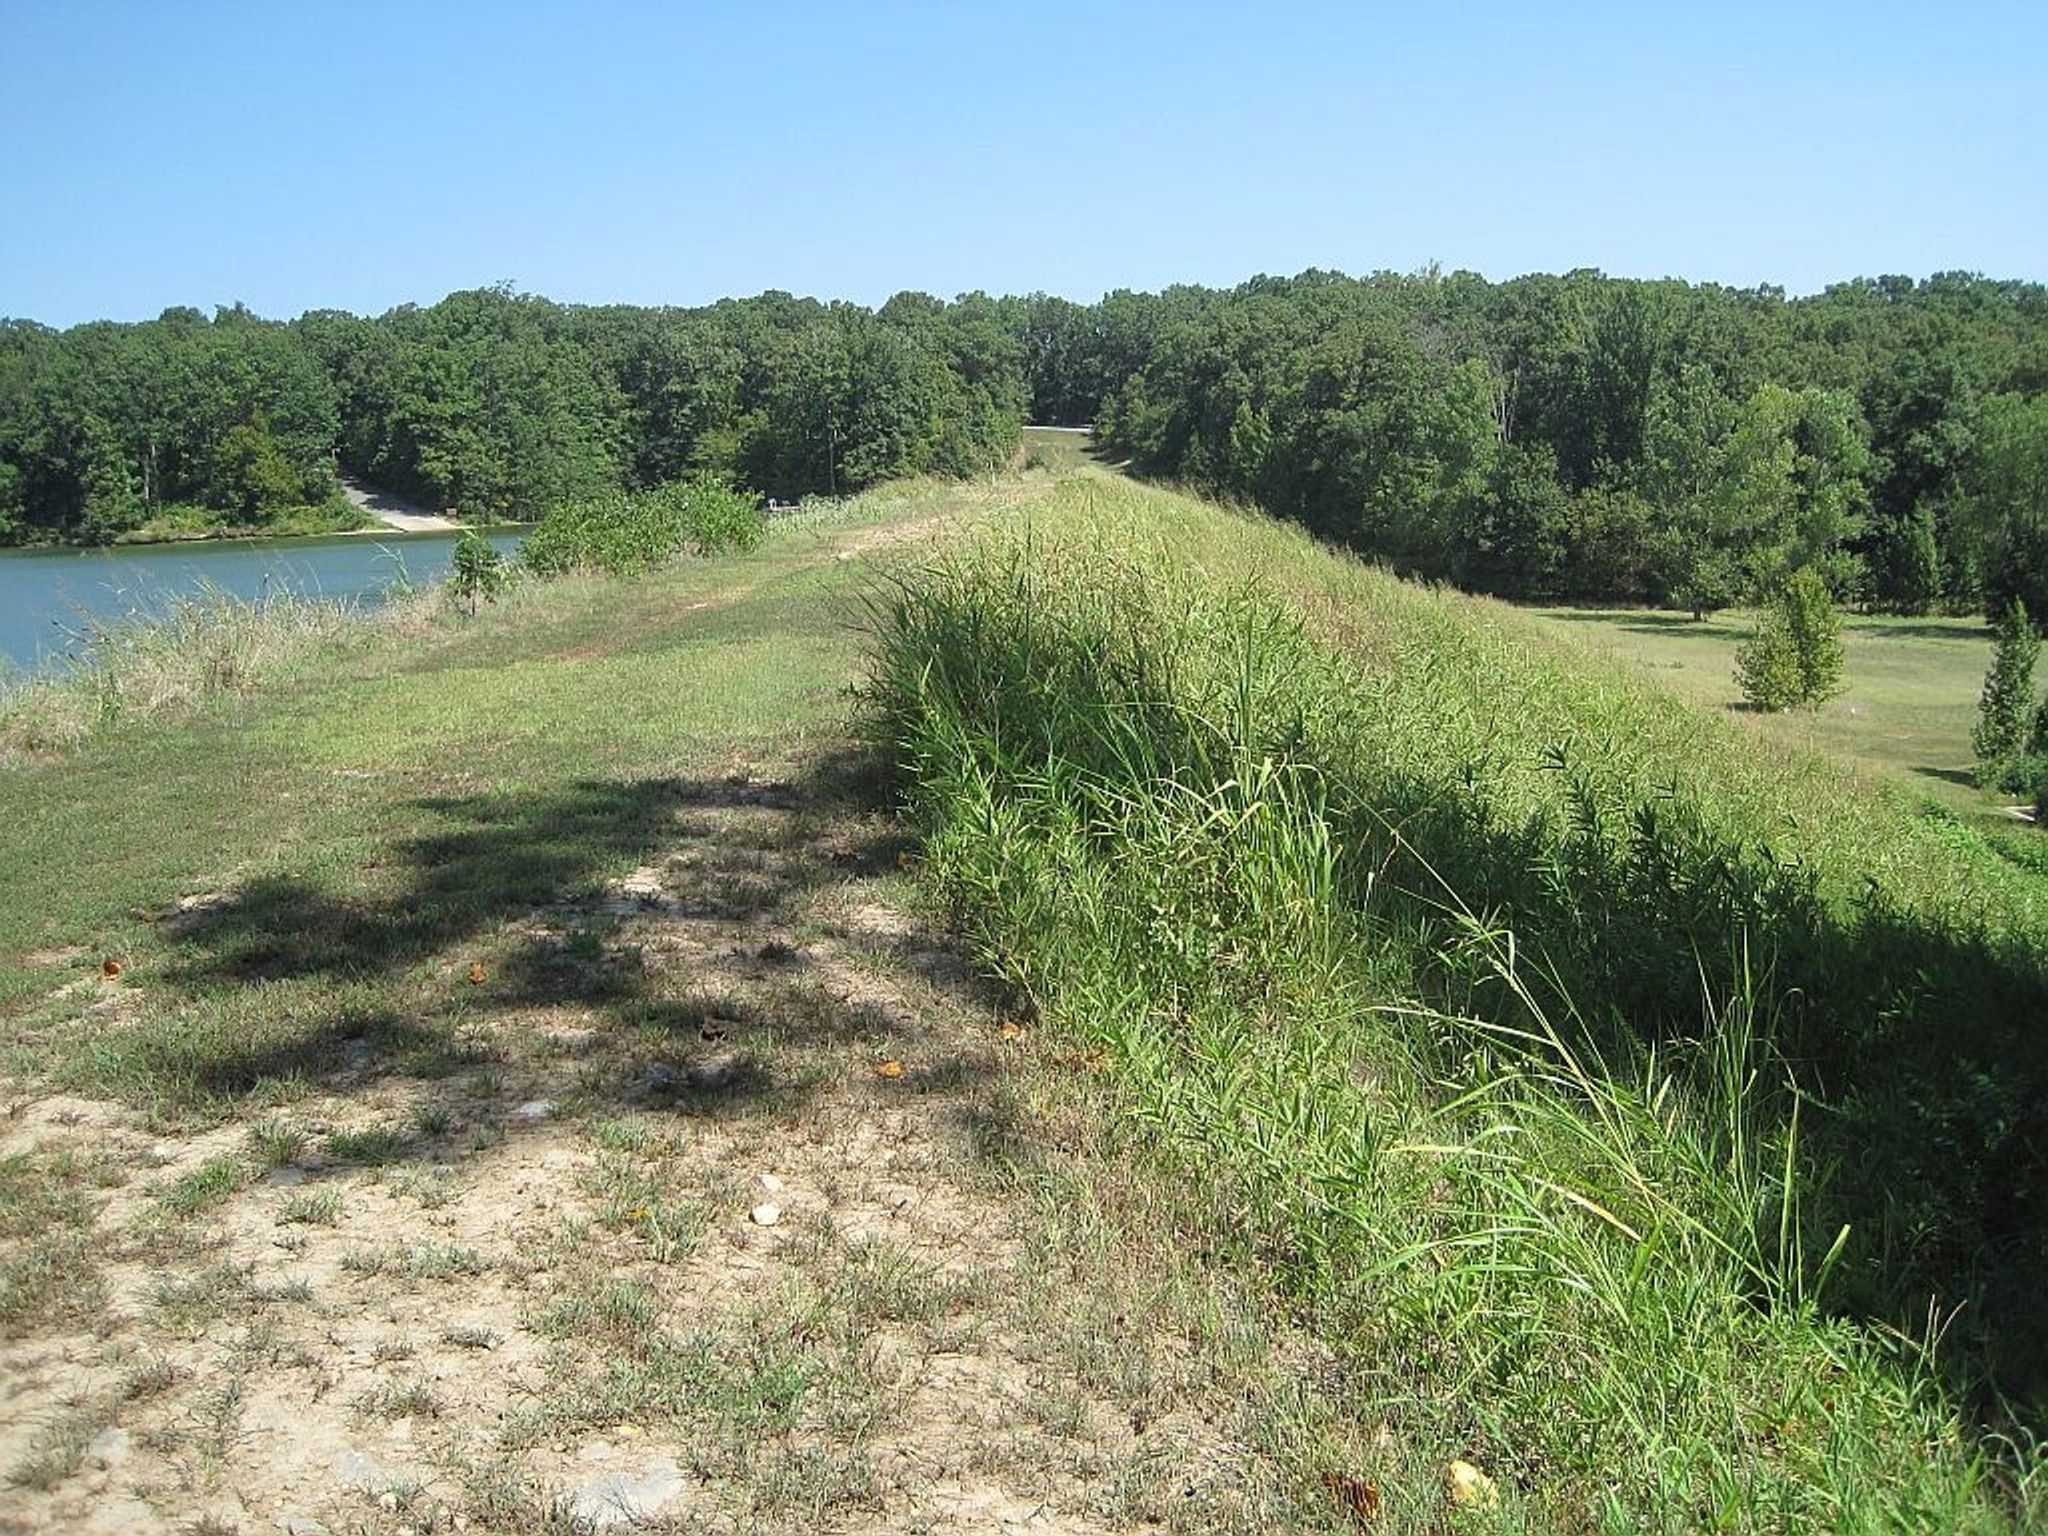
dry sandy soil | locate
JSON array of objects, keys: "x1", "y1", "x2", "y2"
[{"x1": 1, "y1": 765, "x2": 1325, "y2": 1535}]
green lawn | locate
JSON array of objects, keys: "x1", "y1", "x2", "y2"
[
  {"x1": 1526, "y1": 605, "x2": 1996, "y2": 809},
  {"x1": 0, "y1": 485, "x2": 967, "y2": 1040}
]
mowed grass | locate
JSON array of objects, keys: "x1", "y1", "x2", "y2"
[
  {"x1": 0, "y1": 481, "x2": 983, "y2": 1092},
  {"x1": 1528, "y1": 605, "x2": 1995, "y2": 807}
]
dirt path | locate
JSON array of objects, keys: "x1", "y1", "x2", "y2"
[
  {"x1": 0, "y1": 759, "x2": 1306, "y2": 1534},
  {"x1": 341, "y1": 476, "x2": 461, "y2": 534}
]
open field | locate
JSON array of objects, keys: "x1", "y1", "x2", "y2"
[{"x1": 1526, "y1": 606, "x2": 1996, "y2": 810}]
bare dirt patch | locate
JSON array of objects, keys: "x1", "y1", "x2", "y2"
[{"x1": 0, "y1": 762, "x2": 1321, "y2": 1534}]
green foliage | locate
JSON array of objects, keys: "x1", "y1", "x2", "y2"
[
  {"x1": 1973, "y1": 599, "x2": 2040, "y2": 778},
  {"x1": 865, "y1": 480, "x2": 2048, "y2": 1524},
  {"x1": 1734, "y1": 606, "x2": 1804, "y2": 711},
  {"x1": 1737, "y1": 569, "x2": 1845, "y2": 711},
  {"x1": 447, "y1": 529, "x2": 507, "y2": 616},
  {"x1": 522, "y1": 477, "x2": 762, "y2": 577}
]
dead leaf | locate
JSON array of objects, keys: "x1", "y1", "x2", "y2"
[
  {"x1": 100, "y1": 958, "x2": 122, "y2": 979},
  {"x1": 872, "y1": 1059, "x2": 906, "y2": 1080},
  {"x1": 998, "y1": 1021, "x2": 1025, "y2": 1040},
  {"x1": 466, "y1": 961, "x2": 487, "y2": 985},
  {"x1": 1321, "y1": 1470, "x2": 1381, "y2": 1523},
  {"x1": 1447, "y1": 1459, "x2": 1499, "y2": 1511},
  {"x1": 1054, "y1": 1045, "x2": 1112, "y2": 1074}
]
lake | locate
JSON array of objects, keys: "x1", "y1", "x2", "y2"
[{"x1": 0, "y1": 529, "x2": 527, "y2": 678}]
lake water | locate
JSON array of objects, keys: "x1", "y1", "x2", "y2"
[{"x1": 0, "y1": 529, "x2": 527, "y2": 678}]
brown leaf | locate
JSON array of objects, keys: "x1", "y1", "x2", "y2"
[
  {"x1": 872, "y1": 1059, "x2": 906, "y2": 1080},
  {"x1": 100, "y1": 958, "x2": 122, "y2": 979},
  {"x1": 1321, "y1": 1471, "x2": 1381, "y2": 1524},
  {"x1": 998, "y1": 1021, "x2": 1025, "y2": 1041},
  {"x1": 465, "y1": 961, "x2": 488, "y2": 986}
]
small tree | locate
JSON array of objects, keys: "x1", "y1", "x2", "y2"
[
  {"x1": 448, "y1": 529, "x2": 506, "y2": 616},
  {"x1": 1974, "y1": 599, "x2": 2039, "y2": 776},
  {"x1": 1735, "y1": 607, "x2": 1802, "y2": 710},
  {"x1": 1737, "y1": 567, "x2": 1844, "y2": 711},
  {"x1": 1783, "y1": 566, "x2": 1845, "y2": 704}
]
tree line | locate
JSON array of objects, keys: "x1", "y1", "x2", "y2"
[
  {"x1": 0, "y1": 285, "x2": 1026, "y2": 542},
  {"x1": 1052, "y1": 270, "x2": 2048, "y2": 619},
  {"x1": 4, "y1": 269, "x2": 2044, "y2": 624}
]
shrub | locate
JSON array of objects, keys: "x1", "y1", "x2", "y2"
[
  {"x1": 521, "y1": 477, "x2": 762, "y2": 577},
  {"x1": 1736, "y1": 569, "x2": 1842, "y2": 711},
  {"x1": 1973, "y1": 599, "x2": 2038, "y2": 781},
  {"x1": 1734, "y1": 607, "x2": 1803, "y2": 711},
  {"x1": 447, "y1": 529, "x2": 507, "y2": 615}
]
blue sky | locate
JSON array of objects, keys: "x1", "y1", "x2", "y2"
[{"x1": 3, "y1": 1, "x2": 2042, "y2": 326}]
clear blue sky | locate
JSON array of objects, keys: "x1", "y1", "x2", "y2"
[{"x1": 4, "y1": 0, "x2": 2042, "y2": 326}]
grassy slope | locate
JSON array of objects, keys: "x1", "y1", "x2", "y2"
[
  {"x1": 868, "y1": 468, "x2": 2048, "y2": 1530},
  {"x1": 1527, "y1": 606, "x2": 1994, "y2": 811}
]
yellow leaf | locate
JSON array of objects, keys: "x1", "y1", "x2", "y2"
[
  {"x1": 873, "y1": 1059, "x2": 906, "y2": 1079},
  {"x1": 1447, "y1": 1459, "x2": 1499, "y2": 1510},
  {"x1": 466, "y1": 961, "x2": 488, "y2": 985}
]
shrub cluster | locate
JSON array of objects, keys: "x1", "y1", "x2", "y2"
[{"x1": 520, "y1": 477, "x2": 763, "y2": 577}]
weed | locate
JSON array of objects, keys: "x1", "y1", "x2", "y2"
[
  {"x1": 5, "y1": 1407, "x2": 100, "y2": 1491},
  {"x1": 245, "y1": 1119, "x2": 306, "y2": 1170},
  {"x1": 356, "y1": 1379, "x2": 442, "y2": 1422},
  {"x1": 160, "y1": 1155, "x2": 248, "y2": 1216},
  {"x1": 277, "y1": 1187, "x2": 342, "y2": 1226},
  {"x1": 325, "y1": 1124, "x2": 410, "y2": 1166}
]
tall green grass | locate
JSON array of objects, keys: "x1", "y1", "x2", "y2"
[
  {"x1": 0, "y1": 586, "x2": 425, "y2": 761},
  {"x1": 863, "y1": 479, "x2": 2048, "y2": 1529}
]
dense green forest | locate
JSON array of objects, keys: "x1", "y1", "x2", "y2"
[{"x1": 5, "y1": 271, "x2": 2046, "y2": 622}]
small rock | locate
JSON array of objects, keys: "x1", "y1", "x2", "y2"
[
  {"x1": 758, "y1": 1173, "x2": 784, "y2": 1193},
  {"x1": 577, "y1": 1439, "x2": 612, "y2": 1462},
  {"x1": 568, "y1": 1458, "x2": 686, "y2": 1529},
  {"x1": 265, "y1": 1166, "x2": 311, "y2": 1187},
  {"x1": 334, "y1": 1447, "x2": 403, "y2": 1491},
  {"x1": 278, "y1": 1519, "x2": 332, "y2": 1536},
  {"x1": 540, "y1": 1149, "x2": 581, "y2": 1172},
  {"x1": 512, "y1": 1099, "x2": 558, "y2": 1121},
  {"x1": 749, "y1": 1203, "x2": 782, "y2": 1227},
  {"x1": 685, "y1": 1051, "x2": 743, "y2": 1091},
  {"x1": 387, "y1": 1416, "x2": 414, "y2": 1442},
  {"x1": 84, "y1": 1427, "x2": 130, "y2": 1470}
]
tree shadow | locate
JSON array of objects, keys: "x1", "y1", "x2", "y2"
[
  {"x1": 1538, "y1": 610, "x2": 1738, "y2": 641},
  {"x1": 1914, "y1": 764, "x2": 1981, "y2": 789},
  {"x1": 130, "y1": 750, "x2": 993, "y2": 1141},
  {"x1": 1850, "y1": 621, "x2": 1988, "y2": 643}
]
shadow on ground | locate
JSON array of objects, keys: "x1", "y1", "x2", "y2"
[{"x1": 78, "y1": 749, "x2": 1001, "y2": 1150}]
